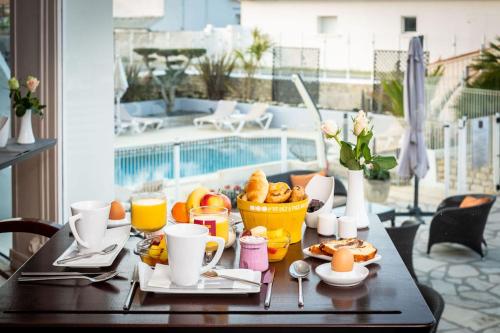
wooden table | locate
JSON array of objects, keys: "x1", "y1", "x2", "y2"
[
  {"x1": 0, "y1": 215, "x2": 434, "y2": 331},
  {"x1": 0, "y1": 139, "x2": 56, "y2": 170}
]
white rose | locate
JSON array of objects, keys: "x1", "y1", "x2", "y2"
[
  {"x1": 321, "y1": 120, "x2": 340, "y2": 139},
  {"x1": 353, "y1": 110, "x2": 369, "y2": 136}
]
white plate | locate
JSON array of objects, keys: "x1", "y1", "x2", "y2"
[
  {"x1": 53, "y1": 225, "x2": 131, "y2": 268},
  {"x1": 108, "y1": 212, "x2": 131, "y2": 228},
  {"x1": 138, "y1": 262, "x2": 261, "y2": 295},
  {"x1": 302, "y1": 247, "x2": 382, "y2": 266},
  {"x1": 315, "y1": 263, "x2": 369, "y2": 287}
]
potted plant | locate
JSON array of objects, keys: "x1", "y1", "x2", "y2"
[
  {"x1": 8, "y1": 76, "x2": 45, "y2": 144},
  {"x1": 364, "y1": 167, "x2": 391, "y2": 203},
  {"x1": 321, "y1": 111, "x2": 397, "y2": 228}
]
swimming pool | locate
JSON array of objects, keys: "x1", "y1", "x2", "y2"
[{"x1": 115, "y1": 136, "x2": 317, "y2": 187}]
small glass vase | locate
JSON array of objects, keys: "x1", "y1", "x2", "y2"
[
  {"x1": 17, "y1": 109, "x2": 35, "y2": 144},
  {"x1": 344, "y1": 169, "x2": 370, "y2": 229}
]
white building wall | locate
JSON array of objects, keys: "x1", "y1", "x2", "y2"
[
  {"x1": 62, "y1": 0, "x2": 115, "y2": 221},
  {"x1": 241, "y1": 0, "x2": 500, "y2": 71}
]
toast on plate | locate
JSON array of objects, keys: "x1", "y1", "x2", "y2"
[{"x1": 308, "y1": 238, "x2": 377, "y2": 262}]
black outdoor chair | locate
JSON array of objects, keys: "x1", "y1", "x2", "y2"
[
  {"x1": 0, "y1": 217, "x2": 60, "y2": 279},
  {"x1": 267, "y1": 169, "x2": 347, "y2": 207},
  {"x1": 386, "y1": 220, "x2": 420, "y2": 281},
  {"x1": 427, "y1": 194, "x2": 496, "y2": 258},
  {"x1": 417, "y1": 283, "x2": 445, "y2": 333}
]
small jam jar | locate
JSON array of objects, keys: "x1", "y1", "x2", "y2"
[{"x1": 239, "y1": 235, "x2": 269, "y2": 272}]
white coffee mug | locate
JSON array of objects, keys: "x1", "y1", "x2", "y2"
[
  {"x1": 317, "y1": 213, "x2": 337, "y2": 236},
  {"x1": 337, "y1": 215, "x2": 357, "y2": 239},
  {"x1": 165, "y1": 223, "x2": 225, "y2": 286},
  {"x1": 69, "y1": 201, "x2": 110, "y2": 251}
]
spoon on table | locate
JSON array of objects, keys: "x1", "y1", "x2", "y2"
[
  {"x1": 289, "y1": 260, "x2": 311, "y2": 308},
  {"x1": 57, "y1": 244, "x2": 118, "y2": 264},
  {"x1": 18, "y1": 271, "x2": 119, "y2": 284}
]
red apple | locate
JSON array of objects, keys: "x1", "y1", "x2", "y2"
[
  {"x1": 200, "y1": 192, "x2": 232, "y2": 212},
  {"x1": 200, "y1": 193, "x2": 225, "y2": 209},
  {"x1": 219, "y1": 193, "x2": 232, "y2": 212}
]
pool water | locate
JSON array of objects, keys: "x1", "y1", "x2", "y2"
[{"x1": 115, "y1": 136, "x2": 317, "y2": 187}]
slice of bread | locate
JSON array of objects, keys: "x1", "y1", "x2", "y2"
[{"x1": 309, "y1": 238, "x2": 377, "y2": 262}]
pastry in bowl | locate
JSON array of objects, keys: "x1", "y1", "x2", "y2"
[{"x1": 265, "y1": 182, "x2": 291, "y2": 203}]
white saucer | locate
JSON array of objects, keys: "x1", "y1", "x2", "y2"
[
  {"x1": 315, "y1": 263, "x2": 369, "y2": 287},
  {"x1": 53, "y1": 225, "x2": 131, "y2": 268},
  {"x1": 108, "y1": 212, "x2": 131, "y2": 228}
]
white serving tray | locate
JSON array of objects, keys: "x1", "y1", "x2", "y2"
[
  {"x1": 302, "y1": 247, "x2": 382, "y2": 266},
  {"x1": 53, "y1": 225, "x2": 131, "y2": 268},
  {"x1": 138, "y1": 262, "x2": 261, "y2": 295}
]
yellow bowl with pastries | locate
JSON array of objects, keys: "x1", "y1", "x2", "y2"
[
  {"x1": 237, "y1": 194, "x2": 308, "y2": 243},
  {"x1": 237, "y1": 170, "x2": 309, "y2": 243}
]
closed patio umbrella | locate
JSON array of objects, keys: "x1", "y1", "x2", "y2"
[{"x1": 397, "y1": 36, "x2": 431, "y2": 222}]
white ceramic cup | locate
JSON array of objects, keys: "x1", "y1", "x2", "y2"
[
  {"x1": 337, "y1": 215, "x2": 358, "y2": 239},
  {"x1": 69, "y1": 201, "x2": 110, "y2": 251},
  {"x1": 317, "y1": 213, "x2": 337, "y2": 236},
  {"x1": 165, "y1": 223, "x2": 225, "y2": 286}
]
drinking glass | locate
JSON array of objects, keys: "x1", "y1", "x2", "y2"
[
  {"x1": 189, "y1": 206, "x2": 229, "y2": 261},
  {"x1": 131, "y1": 192, "x2": 167, "y2": 237}
]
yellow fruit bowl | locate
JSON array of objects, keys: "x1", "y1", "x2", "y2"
[{"x1": 237, "y1": 194, "x2": 308, "y2": 243}]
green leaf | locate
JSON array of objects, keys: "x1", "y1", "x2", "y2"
[
  {"x1": 372, "y1": 155, "x2": 398, "y2": 171},
  {"x1": 355, "y1": 130, "x2": 372, "y2": 159},
  {"x1": 362, "y1": 144, "x2": 372, "y2": 162},
  {"x1": 15, "y1": 105, "x2": 26, "y2": 117},
  {"x1": 340, "y1": 141, "x2": 361, "y2": 170}
]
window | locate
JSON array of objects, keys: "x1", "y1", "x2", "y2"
[
  {"x1": 318, "y1": 16, "x2": 337, "y2": 34},
  {"x1": 402, "y1": 16, "x2": 417, "y2": 33}
]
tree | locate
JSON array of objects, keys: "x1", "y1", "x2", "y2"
[
  {"x1": 234, "y1": 29, "x2": 272, "y2": 100},
  {"x1": 197, "y1": 53, "x2": 236, "y2": 100},
  {"x1": 134, "y1": 48, "x2": 206, "y2": 115},
  {"x1": 467, "y1": 36, "x2": 500, "y2": 90}
]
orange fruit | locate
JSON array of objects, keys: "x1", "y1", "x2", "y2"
[
  {"x1": 109, "y1": 200, "x2": 125, "y2": 220},
  {"x1": 171, "y1": 202, "x2": 189, "y2": 223}
]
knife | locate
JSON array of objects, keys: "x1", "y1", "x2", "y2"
[
  {"x1": 262, "y1": 266, "x2": 276, "y2": 308},
  {"x1": 21, "y1": 271, "x2": 118, "y2": 277},
  {"x1": 123, "y1": 266, "x2": 139, "y2": 311}
]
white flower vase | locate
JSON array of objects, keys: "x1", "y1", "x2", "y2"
[
  {"x1": 17, "y1": 109, "x2": 35, "y2": 144},
  {"x1": 344, "y1": 169, "x2": 370, "y2": 229}
]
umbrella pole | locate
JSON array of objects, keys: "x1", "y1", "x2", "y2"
[{"x1": 396, "y1": 175, "x2": 434, "y2": 223}]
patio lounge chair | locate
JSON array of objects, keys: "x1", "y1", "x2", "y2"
[
  {"x1": 193, "y1": 100, "x2": 237, "y2": 129},
  {"x1": 120, "y1": 107, "x2": 163, "y2": 132},
  {"x1": 218, "y1": 103, "x2": 273, "y2": 133},
  {"x1": 427, "y1": 194, "x2": 496, "y2": 258}
]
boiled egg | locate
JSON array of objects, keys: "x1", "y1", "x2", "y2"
[
  {"x1": 331, "y1": 248, "x2": 354, "y2": 272},
  {"x1": 109, "y1": 200, "x2": 126, "y2": 220}
]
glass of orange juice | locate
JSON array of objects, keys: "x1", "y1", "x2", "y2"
[
  {"x1": 190, "y1": 206, "x2": 228, "y2": 255},
  {"x1": 131, "y1": 192, "x2": 167, "y2": 236}
]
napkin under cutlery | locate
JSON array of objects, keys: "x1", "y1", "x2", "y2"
[{"x1": 148, "y1": 264, "x2": 261, "y2": 290}]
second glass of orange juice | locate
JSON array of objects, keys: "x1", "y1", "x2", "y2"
[
  {"x1": 131, "y1": 192, "x2": 167, "y2": 235},
  {"x1": 189, "y1": 206, "x2": 229, "y2": 252}
]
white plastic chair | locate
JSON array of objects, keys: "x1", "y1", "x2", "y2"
[
  {"x1": 218, "y1": 103, "x2": 273, "y2": 133},
  {"x1": 120, "y1": 107, "x2": 163, "y2": 131},
  {"x1": 193, "y1": 100, "x2": 237, "y2": 129}
]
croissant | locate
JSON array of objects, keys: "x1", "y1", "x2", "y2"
[{"x1": 245, "y1": 169, "x2": 269, "y2": 203}]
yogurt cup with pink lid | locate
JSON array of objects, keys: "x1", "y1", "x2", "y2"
[{"x1": 239, "y1": 235, "x2": 269, "y2": 272}]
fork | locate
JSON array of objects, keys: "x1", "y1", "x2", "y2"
[{"x1": 17, "y1": 271, "x2": 119, "y2": 283}]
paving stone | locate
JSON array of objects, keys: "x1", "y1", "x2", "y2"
[
  {"x1": 483, "y1": 326, "x2": 500, "y2": 333},
  {"x1": 490, "y1": 285, "x2": 500, "y2": 297},
  {"x1": 480, "y1": 267, "x2": 500, "y2": 274},
  {"x1": 444, "y1": 295, "x2": 490, "y2": 309},
  {"x1": 461, "y1": 291, "x2": 500, "y2": 304},
  {"x1": 481, "y1": 307, "x2": 500, "y2": 316},
  {"x1": 436, "y1": 319, "x2": 458, "y2": 331},
  {"x1": 431, "y1": 279, "x2": 457, "y2": 295},
  {"x1": 465, "y1": 277, "x2": 495, "y2": 291},
  {"x1": 430, "y1": 270, "x2": 446, "y2": 279},
  {"x1": 445, "y1": 278, "x2": 463, "y2": 284},
  {"x1": 448, "y1": 265, "x2": 480, "y2": 278},
  {"x1": 457, "y1": 286, "x2": 472, "y2": 292},
  {"x1": 489, "y1": 274, "x2": 500, "y2": 284},
  {"x1": 443, "y1": 304, "x2": 500, "y2": 331},
  {"x1": 414, "y1": 257, "x2": 447, "y2": 273}
]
